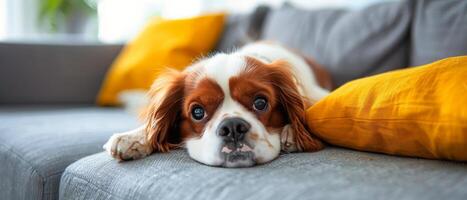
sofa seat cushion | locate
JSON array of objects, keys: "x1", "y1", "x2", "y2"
[
  {"x1": 60, "y1": 148, "x2": 467, "y2": 200},
  {"x1": 0, "y1": 106, "x2": 139, "y2": 200}
]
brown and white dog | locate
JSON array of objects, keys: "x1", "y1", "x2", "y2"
[{"x1": 103, "y1": 42, "x2": 332, "y2": 167}]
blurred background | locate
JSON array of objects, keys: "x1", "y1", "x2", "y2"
[{"x1": 0, "y1": 0, "x2": 392, "y2": 43}]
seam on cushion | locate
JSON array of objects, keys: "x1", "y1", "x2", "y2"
[
  {"x1": 0, "y1": 143, "x2": 45, "y2": 199},
  {"x1": 0, "y1": 146, "x2": 92, "y2": 199},
  {"x1": 46, "y1": 171, "x2": 68, "y2": 179},
  {"x1": 309, "y1": 117, "x2": 467, "y2": 126},
  {"x1": 61, "y1": 171, "x2": 123, "y2": 200},
  {"x1": 43, "y1": 173, "x2": 63, "y2": 195}
]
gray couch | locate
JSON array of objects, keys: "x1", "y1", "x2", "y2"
[{"x1": 1, "y1": 0, "x2": 466, "y2": 199}]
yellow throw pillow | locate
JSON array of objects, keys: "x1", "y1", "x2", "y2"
[
  {"x1": 97, "y1": 13, "x2": 226, "y2": 105},
  {"x1": 306, "y1": 56, "x2": 467, "y2": 161}
]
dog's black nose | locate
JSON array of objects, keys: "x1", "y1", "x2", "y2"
[{"x1": 217, "y1": 117, "x2": 251, "y2": 142}]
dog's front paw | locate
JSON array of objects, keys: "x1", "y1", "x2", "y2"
[{"x1": 103, "y1": 131, "x2": 153, "y2": 161}]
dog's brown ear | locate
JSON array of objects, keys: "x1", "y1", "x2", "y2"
[
  {"x1": 143, "y1": 69, "x2": 185, "y2": 152},
  {"x1": 267, "y1": 60, "x2": 324, "y2": 152}
]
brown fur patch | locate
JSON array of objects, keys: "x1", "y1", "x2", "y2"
[
  {"x1": 143, "y1": 68, "x2": 225, "y2": 152},
  {"x1": 231, "y1": 56, "x2": 324, "y2": 152},
  {"x1": 144, "y1": 69, "x2": 186, "y2": 152},
  {"x1": 180, "y1": 77, "x2": 224, "y2": 138},
  {"x1": 229, "y1": 63, "x2": 285, "y2": 129}
]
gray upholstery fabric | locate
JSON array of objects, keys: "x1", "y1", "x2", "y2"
[
  {"x1": 215, "y1": 6, "x2": 270, "y2": 52},
  {"x1": 261, "y1": 1, "x2": 411, "y2": 87},
  {"x1": 0, "y1": 106, "x2": 138, "y2": 200},
  {"x1": 215, "y1": 14, "x2": 253, "y2": 52},
  {"x1": 60, "y1": 148, "x2": 467, "y2": 200},
  {"x1": 410, "y1": 0, "x2": 467, "y2": 66},
  {"x1": 0, "y1": 42, "x2": 122, "y2": 104}
]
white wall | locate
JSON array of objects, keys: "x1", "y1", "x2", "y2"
[
  {"x1": 98, "y1": 0, "x2": 164, "y2": 43},
  {"x1": 0, "y1": 0, "x2": 397, "y2": 42},
  {"x1": 0, "y1": 0, "x2": 6, "y2": 39},
  {"x1": 1, "y1": 0, "x2": 41, "y2": 40}
]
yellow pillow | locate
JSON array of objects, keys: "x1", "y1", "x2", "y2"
[
  {"x1": 306, "y1": 56, "x2": 467, "y2": 161},
  {"x1": 97, "y1": 13, "x2": 225, "y2": 105}
]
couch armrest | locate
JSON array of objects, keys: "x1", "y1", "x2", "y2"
[{"x1": 0, "y1": 41, "x2": 123, "y2": 104}]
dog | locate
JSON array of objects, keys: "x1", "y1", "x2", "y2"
[{"x1": 103, "y1": 42, "x2": 333, "y2": 167}]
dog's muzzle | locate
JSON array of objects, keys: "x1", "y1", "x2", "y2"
[{"x1": 217, "y1": 117, "x2": 255, "y2": 167}]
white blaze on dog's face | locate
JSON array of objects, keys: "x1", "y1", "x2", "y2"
[
  {"x1": 144, "y1": 53, "x2": 323, "y2": 168},
  {"x1": 183, "y1": 54, "x2": 285, "y2": 167}
]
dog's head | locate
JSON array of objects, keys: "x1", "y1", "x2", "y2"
[{"x1": 143, "y1": 53, "x2": 323, "y2": 167}]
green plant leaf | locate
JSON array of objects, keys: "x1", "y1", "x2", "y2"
[{"x1": 38, "y1": 0, "x2": 97, "y2": 32}]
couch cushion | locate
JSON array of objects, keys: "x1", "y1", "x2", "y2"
[
  {"x1": 261, "y1": 1, "x2": 411, "y2": 87},
  {"x1": 410, "y1": 0, "x2": 467, "y2": 66},
  {"x1": 60, "y1": 148, "x2": 467, "y2": 200},
  {"x1": 0, "y1": 106, "x2": 138, "y2": 200}
]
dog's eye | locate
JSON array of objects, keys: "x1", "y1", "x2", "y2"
[
  {"x1": 253, "y1": 97, "x2": 268, "y2": 111},
  {"x1": 191, "y1": 105, "x2": 205, "y2": 121}
]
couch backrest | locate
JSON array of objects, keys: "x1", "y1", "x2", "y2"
[
  {"x1": 410, "y1": 0, "x2": 467, "y2": 66},
  {"x1": 2, "y1": 0, "x2": 466, "y2": 104},
  {"x1": 217, "y1": 0, "x2": 467, "y2": 87},
  {"x1": 0, "y1": 42, "x2": 122, "y2": 104},
  {"x1": 260, "y1": 1, "x2": 412, "y2": 87}
]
